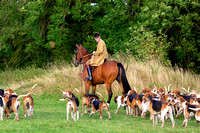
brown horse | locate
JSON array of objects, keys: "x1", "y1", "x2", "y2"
[{"x1": 74, "y1": 44, "x2": 131, "y2": 104}]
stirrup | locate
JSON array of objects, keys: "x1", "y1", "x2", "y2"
[{"x1": 85, "y1": 76, "x2": 92, "y2": 81}]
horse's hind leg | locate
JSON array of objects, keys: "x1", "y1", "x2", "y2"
[{"x1": 105, "y1": 83, "x2": 113, "y2": 105}]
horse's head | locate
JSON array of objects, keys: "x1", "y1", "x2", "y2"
[{"x1": 74, "y1": 44, "x2": 90, "y2": 67}]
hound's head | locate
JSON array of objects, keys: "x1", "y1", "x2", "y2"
[
  {"x1": 61, "y1": 90, "x2": 73, "y2": 98},
  {"x1": 157, "y1": 88, "x2": 164, "y2": 94},
  {"x1": 121, "y1": 94, "x2": 128, "y2": 105},
  {"x1": 142, "y1": 88, "x2": 151, "y2": 94},
  {"x1": 143, "y1": 93, "x2": 152, "y2": 102},
  {"x1": 5, "y1": 88, "x2": 17, "y2": 95},
  {"x1": 128, "y1": 90, "x2": 137, "y2": 95},
  {"x1": 174, "y1": 96, "x2": 186, "y2": 106}
]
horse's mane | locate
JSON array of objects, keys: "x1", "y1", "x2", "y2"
[{"x1": 80, "y1": 45, "x2": 90, "y2": 55}]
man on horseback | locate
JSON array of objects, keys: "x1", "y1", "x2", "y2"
[{"x1": 85, "y1": 32, "x2": 108, "y2": 81}]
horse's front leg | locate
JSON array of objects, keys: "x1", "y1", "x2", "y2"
[
  {"x1": 92, "y1": 85, "x2": 96, "y2": 95},
  {"x1": 105, "y1": 83, "x2": 113, "y2": 106},
  {"x1": 85, "y1": 82, "x2": 90, "y2": 95}
]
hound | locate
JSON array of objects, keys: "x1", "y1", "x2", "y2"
[
  {"x1": 140, "y1": 96, "x2": 150, "y2": 119},
  {"x1": 75, "y1": 88, "x2": 99, "y2": 115},
  {"x1": 144, "y1": 93, "x2": 175, "y2": 127},
  {"x1": 126, "y1": 94, "x2": 142, "y2": 116},
  {"x1": 89, "y1": 92, "x2": 111, "y2": 120},
  {"x1": 4, "y1": 88, "x2": 17, "y2": 95},
  {"x1": 60, "y1": 90, "x2": 79, "y2": 121},
  {"x1": 188, "y1": 106, "x2": 200, "y2": 124},
  {"x1": 0, "y1": 89, "x2": 4, "y2": 120},
  {"x1": 175, "y1": 97, "x2": 200, "y2": 127},
  {"x1": 142, "y1": 88, "x2": 151, "y2": 94},
  {"x1": 128, "y1": 87, "x2": 137, "y2": 95},
  {"x1": 23, "y1": 95, "x2": 34, "y2": 117},
  {"x1": 114, "y1": 95, "x2": 128, "y2": 115},
  {"x1": 22, "y1": 84, "x2": 37, "y2": 117},
  {"x1": 175, "y1": 95, "x2": 197, "y2": 118}
]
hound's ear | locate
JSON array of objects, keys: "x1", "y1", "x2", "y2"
[
  {"x1": 69, "y1": 91, "x2": 72, "y2": 96},
  {"x1": 76, "y1": 44, "x2": 79, "y2": 48}
]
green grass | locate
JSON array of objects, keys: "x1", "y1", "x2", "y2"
[
  {"x1": 0, "y1": 93, "x2": 200, "y2": 133},
  {"x1": 1, "y1": 59, "x2": 200, "y2": 132}
]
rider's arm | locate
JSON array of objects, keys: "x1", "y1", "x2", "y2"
[{"x1": 93, "y1": 41, "x2": 104, "y2": 56}]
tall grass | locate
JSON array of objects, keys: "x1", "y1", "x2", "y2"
[
  {"x1": 0, "y1": 56, "x2": 200, "y2": 96},
  {"x1": 1, "y1": 56, "x2": 200, "y2": 132}
]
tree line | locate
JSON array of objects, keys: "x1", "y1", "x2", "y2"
[{"x1": 0, "y1": 0, "x2": 200, "y2": 73}]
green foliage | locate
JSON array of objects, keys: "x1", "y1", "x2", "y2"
[
  {"x1": 126, "y1": 26, "x2": 171, "y2": 65},
  {"x1": 133, "y1": 0, "x2": 200, "y2": 72},
  {"x1": 0, "y1": 0, "x2": 200, "y2": 73},
  {"x1": 92, "y1": 0, "x2": 131, "y2": 54}
]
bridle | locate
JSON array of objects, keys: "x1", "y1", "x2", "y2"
[
  {"x1": 75, "y1": 47, "x2": 91, "y2": 64},
  {"x1": 75, "y1": 47, "x2": 91, "y2": 92},
  {"x1": 75, "y1": 47, "x2": 82, "y2": 63}
]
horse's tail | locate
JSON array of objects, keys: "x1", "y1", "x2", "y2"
[{"x1": 117, "y1": 63, "x2": 131, "y2": 94}]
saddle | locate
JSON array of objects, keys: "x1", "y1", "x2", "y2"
[{"x1": 91, "y1": 59, "x2": 107, "y2": 72}]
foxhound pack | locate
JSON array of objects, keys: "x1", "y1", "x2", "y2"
[{"x1": 4, "y1": 84, "x2": 37, "y2": 121}]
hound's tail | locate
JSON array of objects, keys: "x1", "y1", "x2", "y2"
[
  {"x1": 96, "y1": 92, "x2": 105, "y2": 103},
  {"x1": 17, "y1": 84, "x2": 37, "y2": 100},
  {"x1": 188, "y1": 105, "x2": 200, "y2": 111},
  {"x1": 75, "y1": 88, "x2": 86, "y2": 97},
  {"x1": 133, "y1": 87, "x2": 137, "y2": 93}
]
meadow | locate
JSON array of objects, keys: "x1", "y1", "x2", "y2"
[{"x1": 0, "y1": 56, "x2": 200, "y2": 132}]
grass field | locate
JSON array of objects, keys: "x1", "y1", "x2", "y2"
[
  {"x1": 0, "y1": 93, "x2": 200, "y2": 133},
  {"x1": 1, "y1": 57, "x2": 200, "y2": 132}
]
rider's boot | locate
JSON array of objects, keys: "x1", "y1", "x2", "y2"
[{"x1": 85, "y1": 65, "x2": 93, "y2": 81}]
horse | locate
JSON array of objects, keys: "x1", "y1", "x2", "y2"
[{"x1": 74, "y1": 44, "x2": 131, "y2": 105}]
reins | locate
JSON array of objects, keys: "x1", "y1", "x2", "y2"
[
  {"x1": 81, "y1": 53, "x2": 91, "y2": 58},
  {"x1": 78, "y1": 53, "x2": 92, "y2": 64},
  {"x1": 76, "y1": 52, "x2": 92, "y2": 92},
  {"x1": 80, "y1": 64, "x2": 83, "y2": 92}
]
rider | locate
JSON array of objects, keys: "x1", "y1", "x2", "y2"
[{"x1": 85, "y1": 32, "x2": 108, "y2": 81}]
